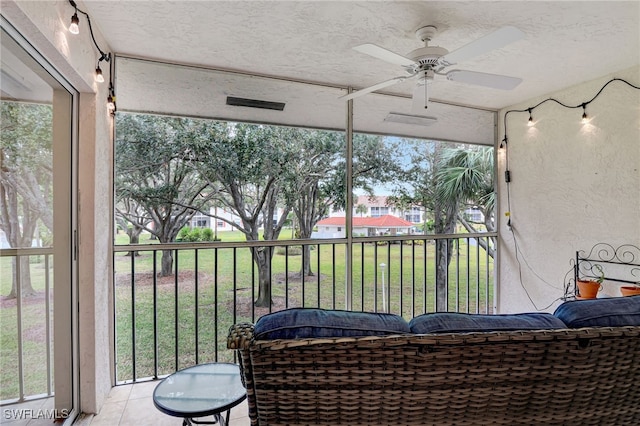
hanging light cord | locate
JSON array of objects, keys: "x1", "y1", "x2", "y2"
[
  {"x1": 503, "y1": 78, "x2": 640, "y2": 140},
  {"x1": 500, "y1": 76, "x2": 639, "y2": 311},
  {"x1": 68, "y1": 0, "x2": 110, "y2": 64},
  {"x1": 68, "y1": 0, "x2": 116, "y2": 113}
]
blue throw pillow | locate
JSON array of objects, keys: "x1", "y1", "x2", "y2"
[
  {"x1": 553, "y1": 296, "x2": 640, "y2": 328},
  {"x1": 253, "y1": 308, "x2": 411, "y2": 340},
  {"x1": 409, "y1": 312, "x2": 566, "y2": 334}
]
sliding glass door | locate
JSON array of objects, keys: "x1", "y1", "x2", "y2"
[{"x1": 1, "y1": 18, "x2": 78, "y2": 423}]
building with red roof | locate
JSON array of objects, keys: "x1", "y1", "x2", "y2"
[{"x1": 314, "y1": 215, "x2": 414, "y2": 238}]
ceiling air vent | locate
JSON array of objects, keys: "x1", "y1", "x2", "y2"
[
  {"x1": 384, "y1": 113, "x2": 437, "y2": 127},
  {"x1": 226, "y1": 96, "x2": 285, "y2": 111}
]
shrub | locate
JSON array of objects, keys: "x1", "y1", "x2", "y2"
[
  {"x1": 275, "y1": 246, "x2": 303, "y2": 256},
  {"x1": 201, "y1": 228, "x2": 214, "y2": 241},
  {"x1": 187, "y1": 227, "x2": 202, "y2": 242},
  {"x1": 177, "y1": 227, "x2": 191, "y2": 241}
]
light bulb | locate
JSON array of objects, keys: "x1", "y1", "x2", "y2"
[
  {"x1": 107, "y1": 95, "x2": 115, "y2": 112},
  {"x1": 69, "y1": 13, "x2": 79, "y2": 34},
  {"x1": 581, "y1": 111, "x2": 588, "y2": 124},
  {"x1": 528, "y1": 115, "x2": 534, "y2": 127},
  {"x1": 95, "y1": 67, "x2": 104, "y2": 83}
]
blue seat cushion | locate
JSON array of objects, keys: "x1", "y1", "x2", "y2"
[
  {"x1": 553, "y1": 296, "x2": 640, "y2": 328},
  {"x1": 409, "y1": 312, "x2": 566, "y2": 334},
  {"x1": 253, "y1": 308, "x2": 411, "y2": 340}
]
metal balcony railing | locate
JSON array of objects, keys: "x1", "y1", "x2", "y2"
[
  {"x1": 0, "y1": 234, "x2": 496, "y2": 401},
  {"x1": 111, "y1": 233, "x2": 495, "y2": 384},
  {"x1": 0, "y1": 248, "x2": 54, "y2": 405}
]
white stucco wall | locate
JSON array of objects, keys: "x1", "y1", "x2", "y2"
[
  {"x1": 3, "y1": 0, "x2": 114, "y2": 415},
  {"x1": 497, "y1": 65, "x2": 640, "y2": 314}
]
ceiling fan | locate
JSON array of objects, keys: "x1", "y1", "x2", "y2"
[{"x1": 341, "y1": 25, "x2": 525, "y2": 112}]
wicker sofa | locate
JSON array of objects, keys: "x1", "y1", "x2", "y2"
[{"x1": 228, "y1": 297, "x2": 640, "y2": 425}]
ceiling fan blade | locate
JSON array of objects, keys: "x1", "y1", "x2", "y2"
[
  {"x1": 446, "y1": 69, "x2": 522, "y2": 90},
  {"x1": 340, "y1": 76, "x2": 409, "y2": 101},
  {"x1": 353, "y1": 43, "x2": 417, "y2": 67},
  {"x1": 441, "y1": 26, "x2": 525, "y2": 66}
]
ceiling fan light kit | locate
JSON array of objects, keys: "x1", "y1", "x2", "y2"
[{"x1": 342, "y1": 24, "x2": 525, "y2": 112}]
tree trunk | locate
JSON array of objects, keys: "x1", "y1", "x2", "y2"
[
  {"x1": 1, "y1": 183, "x2": 38, "y2": 298},
  {"x1": 433, "y1": 198, "x2": 457, "y2": 312},
  {"x1": 126, "y1": 226, "x2": 143, "y2": 257},
  {"x1": 457, "y1": 214, "x2": 496, "y2": 259},
  {"x1": 301, "y1": 245, "x2": 314, "y2": 277},
  {"x1": 435, "y1": 239, "x2": 452, "y2": 312},
  {"x1": 160, "y1": 249, "x2": 173, "y2": 277},
  {"x1": 253, "y1": 247, "x2": 273, "y2": 307},
  {"x1": 8, "y1": 257, "x2": 36, "y2": 298}
]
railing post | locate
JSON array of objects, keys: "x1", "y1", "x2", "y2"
[
  {"x1": 345, "y1": 92, "x2": 354, "y2": 311},
  {"x1": 15, "y1": 255, "x2": 25, "y2": 400}
]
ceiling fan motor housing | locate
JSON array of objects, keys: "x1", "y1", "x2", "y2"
[{"x1": 407, "y1": 46, "x2": 449, "y2": 70}]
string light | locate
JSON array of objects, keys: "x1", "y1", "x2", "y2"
[
  {"x1": 69, "y1": 12, "x2": 79, "y2": 34},
  {"x1": 505, "y1": 78, "x2": 638, "y2": 130},
  {"x1": 94, "y1": 52, "x2": 110, "y2": 84},
  {"x1": 66, "y1": 0, "x2": 115, "y2": 109},
  {"x1": 95, "y1": 63, "x2": 104, "y2": 83},
  {"x1": 107, "y1": 82, "x2": 117, "y2": 115}
]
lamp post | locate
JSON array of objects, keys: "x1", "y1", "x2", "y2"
[
  {"x1": 214, "y1": 206, "x2": 218, "y2": 240},
  {"x1": 380, "y1": 263, "x2": 386, "y2": 313}
]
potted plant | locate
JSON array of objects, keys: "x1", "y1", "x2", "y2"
[
  {"x1": 620, "y1": 283, "x2": 640, "y2": 297},
  {"x1": 576, "y1": 264, "x2": 604, "y2": 299}
]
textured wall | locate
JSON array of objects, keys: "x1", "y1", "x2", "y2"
[{"x1": 497, "y1": 65, "x2": 640, "y2": 314}]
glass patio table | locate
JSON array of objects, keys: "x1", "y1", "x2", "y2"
[{"x1": 153, "y1": 362, "x2": 247, "y2": 426}]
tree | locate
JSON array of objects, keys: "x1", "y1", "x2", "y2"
[
  {"x1": 436, "y1": 146, "x2": 496, "y2": 257},
  {"x1": 1, "y1": 101, "x2": 53, "y2": 298},
  {"x1": 115, "y1": 113, "x2": 214, "y2": 276},
  {"x1": 194, "y1": 122, "x2": 296, "y2": 306},
  {"x1": 355, "y1": 204, "x2": 368, "y2": 217},
  {"x1": 115, "y1": 198, "x2": 149, "y2": 256},
  {"x1": 390, "y1": 140, "x2": 490, "y2": 311},
  {"x1": 282, "y1": 131, "x2": 401, "y2": 277},
  {"x1": 279, "y1": 129, "x2": 342, "y2": 277}
]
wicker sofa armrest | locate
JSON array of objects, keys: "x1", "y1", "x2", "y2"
[
  {"x1": 227, "y1": 323, "x2": 258, "y2": 424},
  {"x1": 227, "y1": 323, "x2": 255, "y2": 350}
]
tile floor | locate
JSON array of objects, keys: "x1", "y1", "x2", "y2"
[{"x1": 1, "y1": 382, "x2": 250, "y2": 426}]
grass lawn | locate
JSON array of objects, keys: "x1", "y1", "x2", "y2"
[{"x1": 0, "y1": 255, "x2": 53, "y2": 401}]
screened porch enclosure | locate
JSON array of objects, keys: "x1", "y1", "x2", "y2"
[{"x1": 111, "y1": 57, "x2": 498, "y2": 384}]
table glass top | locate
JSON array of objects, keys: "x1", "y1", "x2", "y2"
[{"x1": 153, "y1": 363, "x2": 246, "y2": 416}]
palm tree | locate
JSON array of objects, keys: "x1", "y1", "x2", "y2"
[
  {"x1": 436, "y1": 146, "x2": 495, "y2": 258},
  {"x1": 355, "y1": 203, "x2": 368, "y2": 217}
]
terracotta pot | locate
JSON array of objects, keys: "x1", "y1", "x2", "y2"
[
  {"x1": 577, "y1": 280, "x2": 601, "y2": 299},
  {"x1": 620, "y1": 286, "x2": 640, "y2": 297}
]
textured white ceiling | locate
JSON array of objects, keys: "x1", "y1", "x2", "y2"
[
  {"x1": 79, "y1": 1, "x2": 639, "y2": 143},
  {"x1": 84, "y1": 0, "x2": 640, "y2": 109}
]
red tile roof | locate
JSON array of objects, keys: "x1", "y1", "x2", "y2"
[{"x1": 317, "y1": 215, "x2": 413, "y2": 228}]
